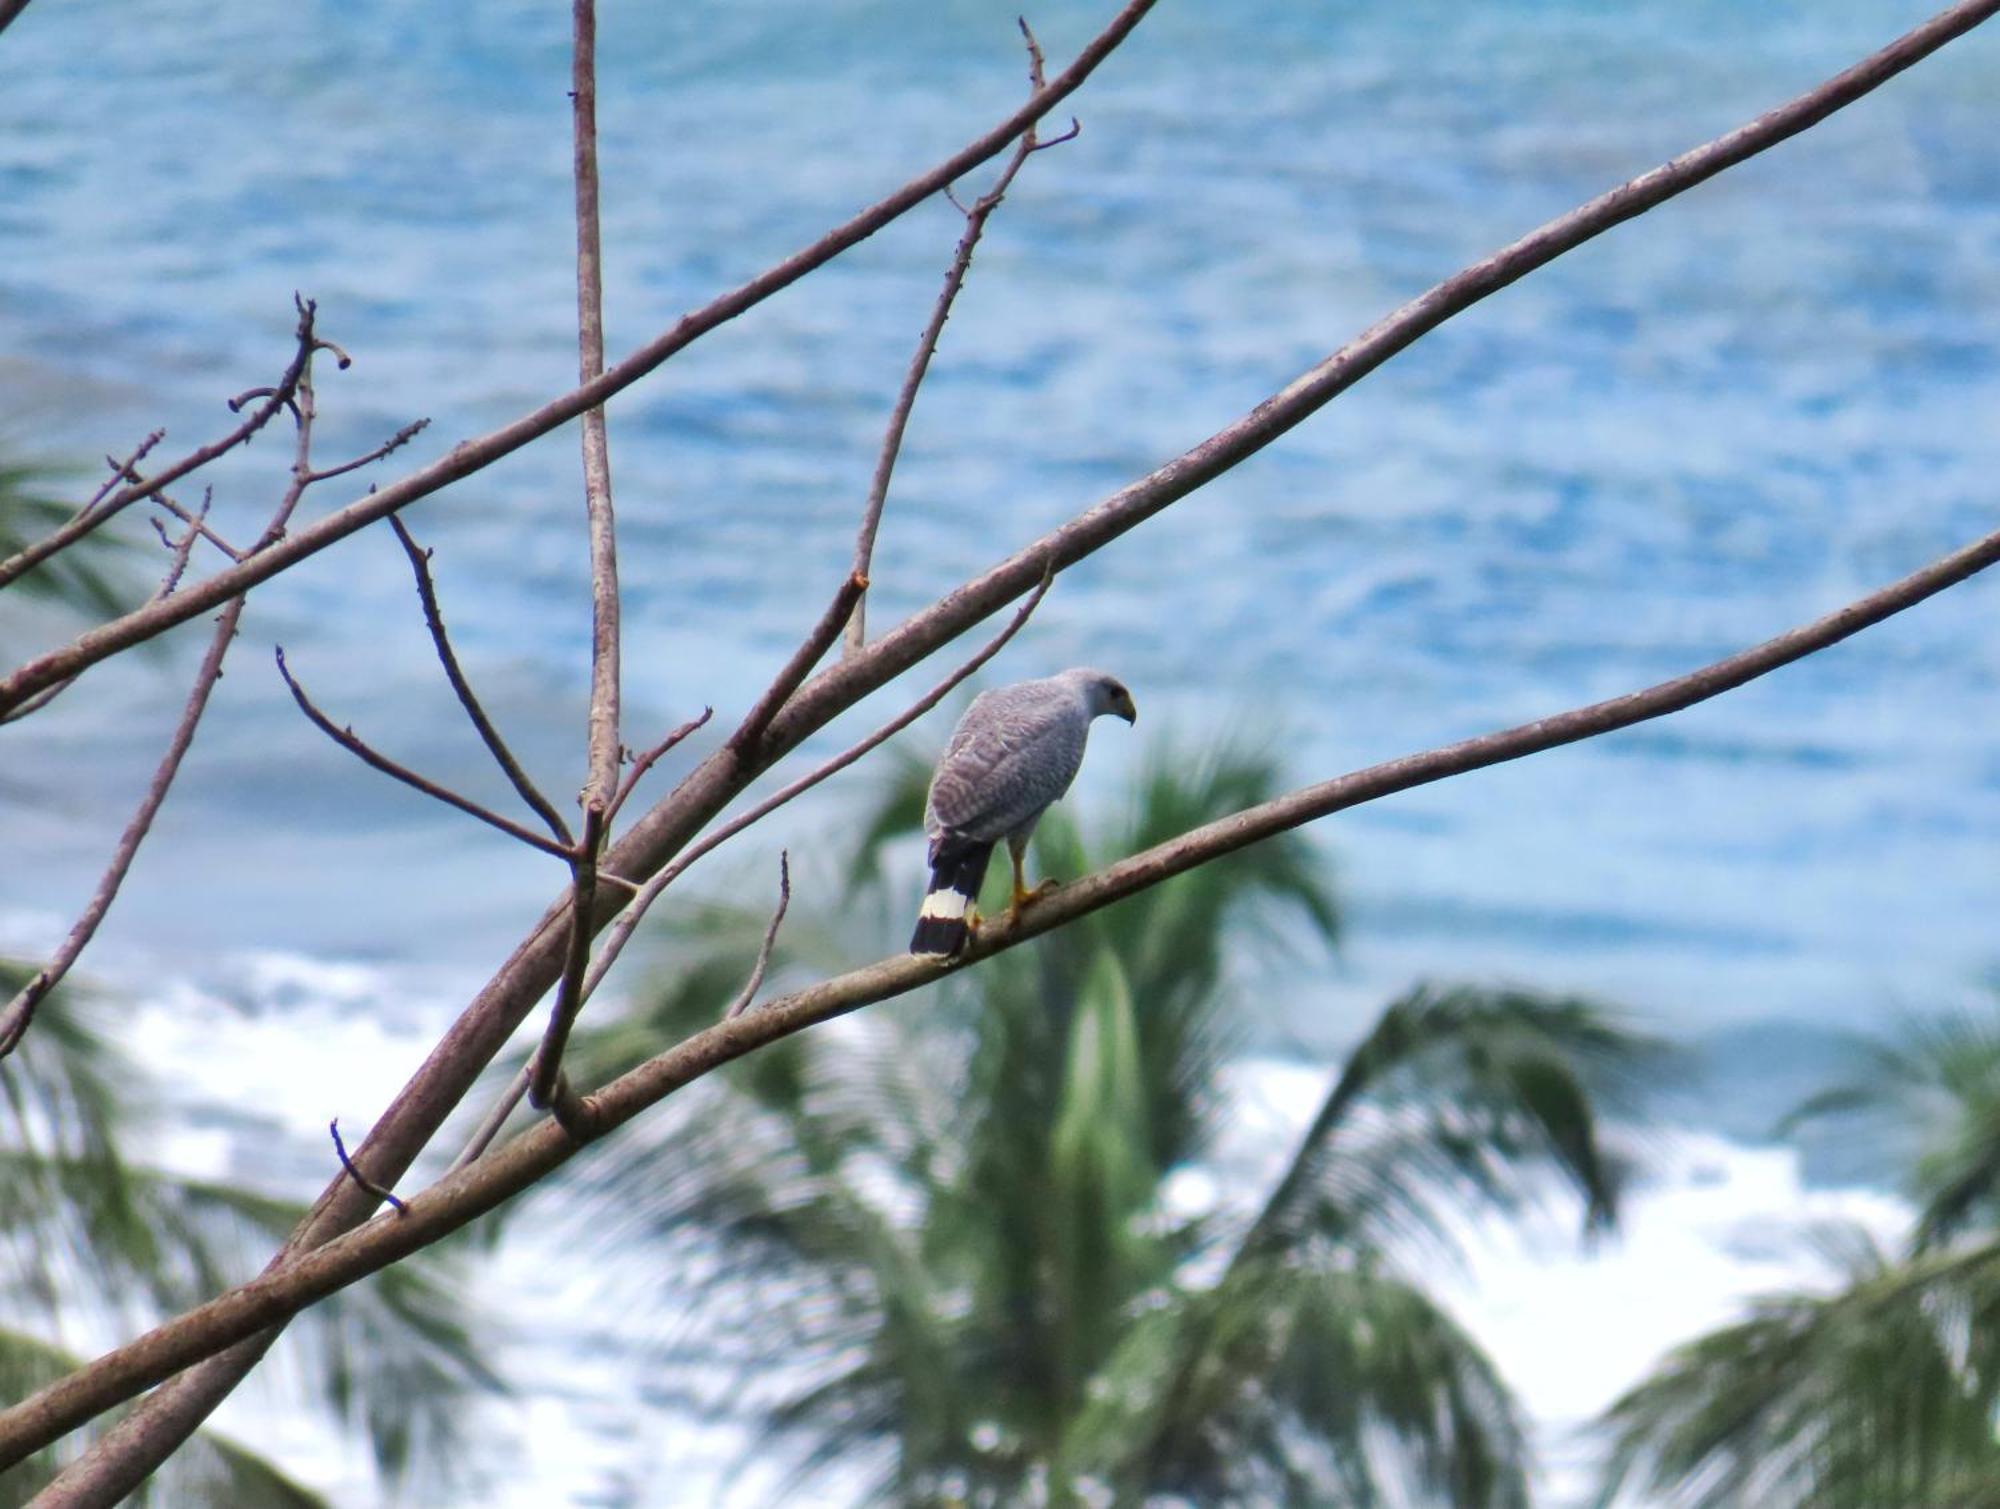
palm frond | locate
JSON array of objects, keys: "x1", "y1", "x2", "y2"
[
  {"x1": 0, "y1": 465, "x2": 136, "y2": 622},
  {"x1": 1596, "y1": 1233, "x2": 2000, "y2": 1509},
  {"x1": 1781, "y1": 1003, "x2": 2000, "y2": 1251},
  {"x1": 1242, "y1": 984, "x2": 1664, "y2": 1271}
]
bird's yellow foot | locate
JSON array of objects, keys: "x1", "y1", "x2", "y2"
[{"x1": 1006, "y1": 878, "x2": 1060, "y2": 924}]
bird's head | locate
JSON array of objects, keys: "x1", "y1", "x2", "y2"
[{"x1": 1073, "y1": 669, "x2": 1137, "y2": 725}]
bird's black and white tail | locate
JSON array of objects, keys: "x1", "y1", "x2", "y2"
[{"x1": 909, "y1": 835, "x2": 995, "y2": 956}]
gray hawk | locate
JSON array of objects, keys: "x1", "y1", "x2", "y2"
[{"x1": 909, "y1": 667, "x2": 1137, "y2": 956}]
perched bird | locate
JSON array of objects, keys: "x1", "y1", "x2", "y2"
[{"x1": 910, "y1": 668, "x2": 1137, "y2": 956}]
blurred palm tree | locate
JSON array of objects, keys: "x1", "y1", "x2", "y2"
[
  {"x1": 0, "y1": 962, "x2": 500, "y2": 1508},
  {"x1": 0, "y1": 461, "x2": 134, "y2": 623},
  {"x1": 549, "y1": 735, "x2": 1658, "y2": 1507},
  {"x1": 1595, "y1": 996, "x2": 2000, "y2": 1509}
]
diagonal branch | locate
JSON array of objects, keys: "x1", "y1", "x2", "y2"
[
  {"x1": 0, "y1": 0, "x2": 1161, "y2": 717},
  {"x1": 388, "y1": 516, "x2": 573, "y2": 846},
  {"x1": 723, "y1": 851, "x2": 791, "y2": 1021},
  {"x1": 10, "y1": 512, "x2": 1999, "y2": 1454},
  {"x1": 273, "y1": 646, "x2": 574, "y2": 862},
  {"x1": 845, "y1": 18, "x2": 1070, "y2": 654},
  {"x1": 0, "y1": 575, "x2": 243, "y2": 1058},
  {"x1": 728, "y1": 571, "x2": 868, "y2": 755},
  {"x1": 608, "y1": 707, "x2": 714, "y2": 826}
]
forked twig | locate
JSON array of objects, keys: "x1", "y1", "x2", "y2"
[
  {"x1": 844, "y1": 19, "x2": 1073, "y2": 654},
  {"x1": 609, "y1": 707, "x2": 714, "y2": 825},
  {"x1": 388, "y1": 516, "x2": 573, "y2": 846},
  {"x1": 0, "y1": 307, "x2": 316, "y2": 593},
  {"x1": 723, "y1": 852, "x2": 791, "y2": 1020},
  {"x1": 273, "y1": 646, "x2": 574, "y2": 862}
]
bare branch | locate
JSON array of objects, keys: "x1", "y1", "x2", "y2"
[
  {"x1": 0, "y1": 304, "x2": 314, "y2": 593},
  {"x1": 609, "y1": 707, "x2": 713, "y2": 826},
  {"x1": 448, "y1": 1067, "x2": 532, "y2": 1173},
  {"x1": 328, "y1": 1120, "x2": 406, "y2": 1216},
  {"x1": 272, "y1": 646, "x2": 575, "y2": 862},
  {"x1": 844, "y1": 19, "x2": 1063, "y2": 655},
  {"x1": 15, "y1": 516, "x2": 2000, "y2": 1453},
  {"x1": 153, "y1": 491, "x2": 243, "y2": 564},
  {"x1": 527, "y1": 807, "x2": 605, "y2": 1131},
  {"x1": 0, "y1": 0, "x2": 1161, "y2": 717},
  {"x1": 303, "y1": 417, "x2": 431, "y2": 485},
  {"x1": 87, "y1": 430, "x2": 166, "y2": 513},
  {"x1": 723, "y1": 851, "x2": 791, "y2": 1021},
  {"x1": 388, "y1": 516, "x2": 573, "y2": 846},
  {"x1": 729, "y1": 571, "x2": 868, "y2": 755},
  {"x1": 0, "y1": 589, "x2": 247, "y2": 1059},
  {"x1": 571, "y1": 0, "x2": 622, "y2": 819}
]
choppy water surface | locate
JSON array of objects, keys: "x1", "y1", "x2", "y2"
[{"x1": 4, "y1": 0, "x2": 1998, "y2": 1031}]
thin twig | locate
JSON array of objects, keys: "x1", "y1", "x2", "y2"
[
  {"x1": 80, "y1": 430, "x2": 166, "y2": 518},
  {"x1": 0, "y1": 304, "x2": 315, "y2": 593},
  {"x1": 22, "y1": 515, "x2": 2000, "y2": 1448},
  {"x1": 304, "y1": 417, "x2": 431, "y2": 484},
  {"x1": 845, "y1": 18, "x2": 1066, "y2": 654},
  {"x1": 155, "y1": 498, "x2": 210, "y2": 598},
  {"x1": 527, "y1": 808, "x2": 604, "y2": 1131},
  {"x1": 153, "y1": 491, "x2": 242, "y2": 563},
  {"x1": 388, "y1": 516, "x2": 573, "y2": 846},
  {"x1": 571, "y1": 565, "x2": 1051, "y2": 1019},
  {"x1": 448, "y1": 1067, "x2": 532, "y2": 1172},
  {"x1": 723, "y1": 852, "x2": 791, "y2": 1021},
  {"x1": 328, "y1": 1120, "x2": 407, "y2": 1215},
  {"x1": 0, "y1": 0, "x2": 1161, "y2": 717},
  {"x1": 273, "y1": 646, "x2": 575, "y2": 861},
  {"x1": 729, "y1": 571, "x2": 868, "y2": 754},
  {"x1": 608, "y1": 707, "x2": 714, "y2": 825},
  {"x1": 0, "y1": 591, "x2": 247, "y2": 1060}
]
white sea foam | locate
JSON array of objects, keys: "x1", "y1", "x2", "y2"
[{"x1": 9, "y1": 954, "x2": 1924, "y2": 1507}]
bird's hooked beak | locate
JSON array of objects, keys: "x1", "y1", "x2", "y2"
[{"x1": 1117, "y1": 693, "x2": 1138, "y2": 725}]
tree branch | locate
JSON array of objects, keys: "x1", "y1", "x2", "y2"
[
  {"x1": 0, "y1": 0, "x2": 1160, "y2": 718},
  {"x1": 728, "y1": 570, "x2": 868, "y2": 755},
  {"x1": 387, "y1": 516, "x2": 573, "y2": 846},
  {"x1": 10, "y1": 514, "x2": 1997, "y2": 1459},
  {"x1": 272, "y1": 646, "x2": 575, "y2": 862},
  {"x1": 0, "y1": 589, "x2": 244, "y2": 1059},
  {"x1": 722, "y1": 852, "x2": 791, "y2": 1021},
  {"x1": 607, "y1": 707, "x2": 713, "y2": 826},
  {"x1": 571, "y1": 0, "x2": 621, "y2": 821},
  {"x1": 845, "y1": 19, "x2": 1067, "y2": 655}
]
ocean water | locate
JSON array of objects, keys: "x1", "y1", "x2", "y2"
[{"x1": 1, "y1": 0, "x2": 1997, "y2": 1502}]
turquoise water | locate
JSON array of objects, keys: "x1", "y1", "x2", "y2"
[{"x1": 2, "y1": 0, "x2": 1997, "y2": 1035}]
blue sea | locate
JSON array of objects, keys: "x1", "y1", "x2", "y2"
[{"x1": 2, "y1": 0, "x2": 1998, "y2": 1502}]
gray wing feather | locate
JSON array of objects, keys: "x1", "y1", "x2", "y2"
[{"x1": 927, "y1": 685, "x2": 1087, "y2": 844}]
